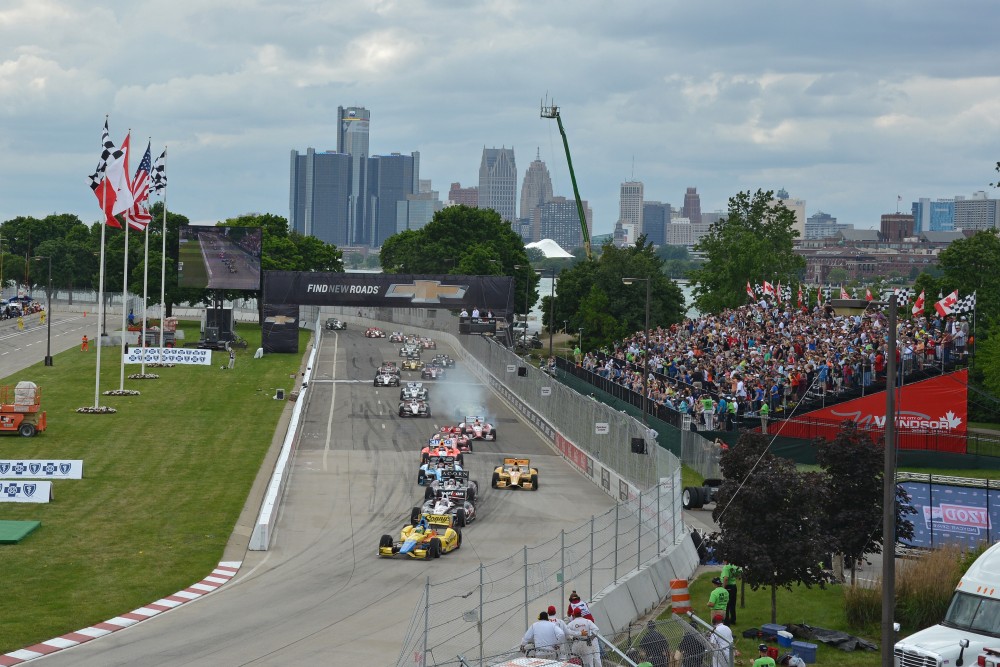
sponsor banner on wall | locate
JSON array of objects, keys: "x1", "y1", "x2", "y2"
[
  {"x1": 262, "y1": 303, "x2": 299, "y2": 353},
  {"x1": 125, "y1": 347, "x2": 212, "y2": 365},
  {"x1": 0, "y1": 460, "x2": 83, "y2": 479},
  {"x1": 779, "y1": 369, "x2": 968, "y2": 452},
  {"x1": 900, "y1": 481, "x2": 998, "y2": 549},
  {"x1": 264, "y1": 271, "x2": 514, "y2": 313},
  {"x1": 0, "y1": 481, "x2": 52, "y2": 503}
]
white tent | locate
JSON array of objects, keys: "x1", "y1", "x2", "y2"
[{"x1": 526, "y1": 238, "x2": 573, "y2": 258}]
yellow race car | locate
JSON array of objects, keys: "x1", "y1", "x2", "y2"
[
  {"x1": 401, "y1": 357, "x2": 424, "y2": 371},
  {"x1": 491, "y1": 458, "x2": 539, "y2": 490},
  {"x1": 378, "y1": 512, "x2": 461, "y2": 559}
]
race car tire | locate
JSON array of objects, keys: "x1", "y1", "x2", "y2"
[
  {"x1": 424, "y1": 485, "x2": 435, "y2": 501},
  {"x1": 456, "y1": 508, "x2": 467, "y2": 528},
  {"x1": 492, "y1": 429, "x2": 498, "y2": 442},
  {"x1": 379, "y1": 534, "x2": 393, "y2": 549},
  {"x1": 426, "y1": 409, "x2": 432, "y2": 418},
  {"x1": 429, "y1": 538, "x2": 442, "y2": 559},
  {"x1": 456, "y1": 453, "x2": 464, "y2": 466},
  {"x1": 455, "y1": 528, "x2": 462, "y2": 547},
  {"x1": 530, "y1": 473, "x2": 539, "y2": 490},
  {"x1": 421, "y1": 452, "x2": 429, "y2": 464},
  {"x1": 410, "y1": 507, "x2": 422, "y2": 525},
  {"x1": 491, "y1": 472, "x2": 500, "y2": 489},
  {"x1": 374, "y1": 381, "x2": 379, "y2": 387},
  {"x1": 467, "y1": 485, "x2": 477, "y2": 503}
]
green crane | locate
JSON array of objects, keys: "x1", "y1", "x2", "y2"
[{"x1": 540, "y1": 100, "x2": 592, "y2": 259}]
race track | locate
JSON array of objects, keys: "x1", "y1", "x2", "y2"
[{"x1": 37, "y1": 326, "x2": 617, "y2": 666}]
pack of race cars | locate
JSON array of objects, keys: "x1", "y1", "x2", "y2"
[{"x1": 362, "y1": 325, "x2": 540, "y2": 561}]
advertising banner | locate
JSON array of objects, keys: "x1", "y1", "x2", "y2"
[
  {"x1": 264, "y1": 271, "x2": 514, "y2": 313},
  {"x1": 125, "y1": 347, "x2": 212, "y2": 365},
  {"x1": 262, "y1": 303, "x2": 299, "y2": 353},
  {"x1": 0, "y1": 460, "x2": 83, "y2": 480},
  {"x1": 778, "y1": 369, "x2": 968, "y2": 452},
  {"x1": 0, "y1": 481, "x2": 52, "y2": 503},
  {"x1": 900, "y1": 481, "x2": 998, "y2": 549}
]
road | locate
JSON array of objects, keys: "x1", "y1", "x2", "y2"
[
  {"x1": 36, "y1": 326, "x2": 618, "y2": 665},
  {"x1": 0, "y1": 312, "x2": 92, "y2": 378}
]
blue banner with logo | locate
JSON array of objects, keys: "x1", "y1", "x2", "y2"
[
  {"x1": 125, "y1": 347, "x2": 212, "y2": 365},
  {"x1": 900, "y1": 481, "x2": 999, "y2": 549},
  {"x1": 0, "y1": 460, "x2": 83, "y2": 479},
  {"x1": 0, "y1": 481, "x2": 52, "y2": 503}
]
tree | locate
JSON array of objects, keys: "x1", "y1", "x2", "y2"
[
  {"x1": 711, "y1": 432, "x2": 832, "y2": 623},
  {"x1": 689, "y1": 189, "x2": 804, "y2": 313},
  {"x1": 936, "y1": 229, "x2": 1000, "y2": 334},
  {"x1": 546, "y1": 236, "x2": 686, "y2": 349},
  {"x1": 827, "y1": 267, "x2": 848, "y2": 285}
]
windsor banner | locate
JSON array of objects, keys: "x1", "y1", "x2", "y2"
[{"x1": 264, "y1": 271, "x2": 514, "y2": 313}]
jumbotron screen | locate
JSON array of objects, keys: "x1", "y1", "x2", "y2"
[{"x1": 177, "y1": 226, "x2": 262, "y2": 290}]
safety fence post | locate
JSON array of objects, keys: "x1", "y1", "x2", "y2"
[
  {"x1": 637, "y1": 487, "x2": 643, "y2": 570},
  {"x1": 560, "y1": 529, "x2": 566, "y2": 610},
  {"x1": 423, "y1": 576, "x2": 430, "y2": 666},
  {"x1": 524, "y1": 545, "x2": 529, "y2": 631},
  {"x1": 589, "y1": 515, "x2": 595, "y2": 601},
  {"x1": 614, "y1": 503, "x2": 619, "y2": 584},
  {"x1": 479, "y1": 563, "x2": 484, "y2": 667},
  {"x1": 657, "y1": 480, "x2": 662, "y2": 554}
]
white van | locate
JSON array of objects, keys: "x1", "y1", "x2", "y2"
[{"x1": 894, "y1": 541, "x2": 1000, "y2": 666}]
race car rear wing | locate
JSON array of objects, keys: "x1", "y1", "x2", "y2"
[
  {"x1": 424, "y1": 513, "x2": 452, "y2": 528},
  {"x1": 503, "y1": 458, "x2": 530, "y2": 466},
  {"x1": 441, "y1": 470, "x2": 469, "y2": 481},
  {"x1": 427, "y1": 456, "x2": 456, "y2": 465}
]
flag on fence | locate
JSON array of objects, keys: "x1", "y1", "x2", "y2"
[
  {"x1": 840, "y1": 285, "x2": 850, "y2": 300},
  {"x1": 125, "y1": 140, "x2": 152, "y2": 231},
  {"x1": 912, "y1": 290, "x2": 925, "y2": 317},
  {"x1": 746, "y1": 281, "x2": 754, "y2": 300},
  {"x1": 150, "y1": 148, "x2": 167, "y2": 194},
  {"x1": 865, "y1": 288, "x2": 873, "y2": 302},
  {"x1": 953, "y1": 292, "x2": 977, "y2": 314},
  {"x1": 935, "y1": 290, "x2": 959, "y2": 317}
]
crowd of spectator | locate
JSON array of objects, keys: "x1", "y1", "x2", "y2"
[{"x1": 568, "y1": 298, "x2": 971, "y2": 428}]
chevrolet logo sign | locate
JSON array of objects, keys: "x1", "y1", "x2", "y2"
[
  {"x1": 265, "y1": 315, "x2": 297, "y2": 325},
  {"x1": 385, "y1": 280, "x2": 469, "y2": 304}
]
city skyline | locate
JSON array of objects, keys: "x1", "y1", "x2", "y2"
[{"x1": 3, "y1": 1, "x2": 999, "y2": 237}]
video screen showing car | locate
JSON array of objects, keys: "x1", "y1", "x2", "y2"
[{"x1": 177, "y1": 226, "x2": 262, "y2": 290}]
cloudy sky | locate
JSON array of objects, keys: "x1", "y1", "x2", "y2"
[{"x1": 2, "y1": 0, "x2": 998, "y2": 236}]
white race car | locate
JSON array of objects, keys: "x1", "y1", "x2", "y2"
[
  {"x1": 459, "y1": 416, "x2": 497, "y2": 441},
  {"x1": 400, "y1": 382, "x2": 429, "y2": 401}
]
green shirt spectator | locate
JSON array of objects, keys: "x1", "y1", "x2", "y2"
[{"x1": 707, "y1": 577, "x2": 729, "y2": 611}]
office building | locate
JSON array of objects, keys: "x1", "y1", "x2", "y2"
[
  {"x1": 642, "y1": 201, "x2": 670, "y2": 246},
  {"x1": 804, "y1": 211, "x2": 852, "y2": 240},
  {"x1": 365, "y1": 152, "x2": 418, "y2": 247},
  {"x1": 912, "y1": 198, "x2": 955, "y2": 233},
  {"x1": 771, "y1": 188, "x2": 806, "y2": 239},
  {"x1": 448, "y1": 183, "x2": 479, "y2": 208},
  {"x1": 478, "y1": 147, "x2": 518, "y2": 223},
  {"x1": 881, "y1": 213, "x2": 915, "y2": 242},
  {"x1": 532, "y1": 196, "x2": 592, "y2": 251},
  {"x1": 289, "y1": 148, "x2": 352, "y2": 246},
  {"x1": 336, "y1": 106, "x2": 370, "y2": 245},
  {"x1": 954, "y1": 191, "x2": 1000, "y2": 232},
  {"x1": 682, "y1": 187, "x2": 702, "y2": 225},
  {"x1": 619, "y1": 181, "x2": 644, "y2": 245},
  {"x1": 519, "y1": 150, "x2": 554, "y2": 220}
]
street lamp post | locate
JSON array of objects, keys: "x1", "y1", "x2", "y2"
[
  {"x1": 622, "y1": 277, "x2": 651, "y2": 424},
  {"x1": 31, "y1": 255, "x2": 53, "y2": 366},
  {"x1": 514, "y1": 264, "x2": 532, "y2": 339}
]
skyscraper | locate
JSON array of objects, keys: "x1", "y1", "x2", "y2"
[
  {"x1": 771, "y1": 188, "x2": 806, "y2": 239},
  {"x1": 912, "y1": 198, "x2": 955, "y2": 233},
  {"x1": 533, "y1": 196, "x2": 592, "y2": 251},
  {"x1": 682, "y1": 187, "x2": 702, "y2": 225},
  {"x1": 619, "y1": 181, "x2": 644, "y2": 245},
  {"x1": 478, "y1": 147, "x2": 517, "y2": 223},
  {"x1": 365, "y1": 152, "x2": 417, "y2": 247},
  {"x1": 519, "y1": 149, "x2": 554, "y2": 220},
  {"x1": 337, "y1": 106, "x2": 370, "y2": 245},
  {"x1": 289, "y1": 148, "x2": 352, "y2": 246},
  {"x1": 642, "y1": 201, "x2": 670, "y2": 246},
  {"x1": 954, "y1": 191, "x2": 1000, "y2": 232}
]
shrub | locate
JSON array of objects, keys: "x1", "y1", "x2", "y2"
[{"x1": 844, "y1": 578, "x2": 882, "y2": 631}]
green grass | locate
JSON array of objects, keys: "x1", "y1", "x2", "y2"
[
  {"x1": 682, "y1": 464, "x2": 704, "y2": 489},
  {"x1": 177, "y1": 239, "x2": 208, "y2": 287},
  {"x1": 796, "y1": 463, "x2": 999, "y2": 482},
  {"x1": 670, "y1": 573, "x2": 882, "y2": 666},
  {"x1": 969, "y1": 421, "x2": 1000, "y2": 432},
  {"x1": 0, "y1": 322, "x2": 309, "y2": 653}
]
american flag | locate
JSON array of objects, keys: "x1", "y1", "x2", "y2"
[
  {"x1": 125, "y1": 141, "x2": 152, "y2": 230},
  {"x1": 953, "y1": 291, "x2": 976, "y2": 314},
  {"x1": 150, "y1": 148, "x2": 167, "y2": 194},
  {"x1": 87, "y1": 119, "x2": 123, "y2": 228}
]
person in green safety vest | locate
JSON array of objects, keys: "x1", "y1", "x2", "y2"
[
  {"x1": 721, "y1": 559, "x2": 741, "y2": 625},
  {"x1": 753, "y1": 643, "x2": 777, "y2": 666},
  {"x1": 707, "y1": 577, "x2": 729, "y2": 615}
]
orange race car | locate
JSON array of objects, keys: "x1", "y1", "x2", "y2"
[{"x1": 420, "y1": 439, "x2": 464, "y2": 464}]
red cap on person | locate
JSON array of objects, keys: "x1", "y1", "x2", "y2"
[
  {"x1": 712, "y1": 614, "x2": 724, "y2": 624},
  {"x1": 572, "y1": 608, "x2": 583, "y2": 617},
  {"x1": 548, "y1": 606, "x2": 557, "y2": 616}
]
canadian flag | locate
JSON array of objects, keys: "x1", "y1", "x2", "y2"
[
  {"x1": 762, "y1": 281, "x2": 775, "y2": 296},
  {"x1": 797, "y1": 285, "x2": 803, "y2": 307},
  {"x1": 935, "y1": 290, "x2": 958, "y2": 317},
  {"x1": 840, "y1": 285, "x2": 850, "y2": 300},
  {"x1": 912, "y1": 290, "x2": 925, "y2": 317},
  {"x1": 865, "y1": 288, "x2": 873, "y2": 302},
  {"x1": 746, "y1": 281, "x2": 754, "y2": 300}
]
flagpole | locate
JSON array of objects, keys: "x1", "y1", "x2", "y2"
[
  {"x1": 119, "y1": 209, "x2": 130, "y2": 391},
  {"x1": 141, "y1": 206, "x2": 150, "y2": 375},
  {"x1": 158, "y1": 147, "x2": 168, "y2": 362},
  {"x1": 95, "y1": 216, "x2": 107, "y2": 408}
]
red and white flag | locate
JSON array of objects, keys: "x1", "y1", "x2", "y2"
[
  {"x1": 111, "y1": 132, "x2": 135, "y2": 218},
  {"x1": 934, "y1": 290, "x2": 959, "y2": 317},
  {"x1": 912, "y1": 290, "x2": 926, "y2": 317},
  {"x1": 87, "y1": 120, "x2": 128, "y2": 228},
  {"x1": 125, "y1": 140, "x2": 152, "y2": 231},
  {"x1": 840, "y1": 285, "x2": 850, "y2": 300},
  {"x1": 775, "y1": 281, "x2": 783, "y2": 302},
  {"x1": 797, "y1": 285, "x2": 803, "y2": 308},
  {"x1": 762, "y1": 281, "x2": 775, "y2": 296},
  {"x1": 746, "y1": 281, "x2": 754, "y2": 300},
  {"x1": 865, "y1": 288, "x2": 873, "y2": 302}
]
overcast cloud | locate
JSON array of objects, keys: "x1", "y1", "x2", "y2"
[{"x1": 1, "y1": 0, "x2": 998, "y2": 234}]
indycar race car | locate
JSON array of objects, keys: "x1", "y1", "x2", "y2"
[
  {"x1": 418, "y1": 455, "x2": 463, "y2": 485},
  {"x1": 324, "y1": 318, "x2": 346, "y2": 330},
  {"x1": 374, "y1": 371, "x2": 401, "y2": 387},
  {"x1": 420, "y1": 337, "x2": 437, "y2": 350},
  {"x1": 399, "y1": 342, "x2": 420, "y2": 357},
  {"x1": 491, "y1": 458, "x2": 538, "y2": 490},
  {"x1": 377, "y1": 361, "x2": 400, "y2": 375},
  {"x1": 399, "y1": 398, "x2": 431, "y2": 418},
  {"x1": 459, "y1": 416, "x2": 497, "y2": 441},
  {"x1": 433, "y1": 426, "x2": 472, "y2": 453},
  {"x1": 420, "y1": 440, "x2": 464, "y2": 465},
  {"x1": 419, "y1": 488, "x2": 475, "y2": 527},
  {"x1": 400, "y1": 382, "x2": 429, "y2": 401},
  {"x1": 421, "y1": 365, "x2": 446, "y2": 380},
  {"x1": 401, "y1": 357, "x2": 424, "y2": 371},
  {"x1": 430, "y1": 354, "x2": 456, "y2": 368},
  {"x1": 364, "y1": 327, "x2": 386, "y2": 338},
  {"x1": 378, "y1": 512, "x2": 461, "y2": 559},
  {"x1": 388, "y1": 331, "x2": 404, "y2": 342},
  {"x1": 423, "y1": 469, "x2": 479, "y2": 504}
]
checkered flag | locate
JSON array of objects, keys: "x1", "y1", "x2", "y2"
[
  {"x1": 753, "y1": 284, "x2": 764, "y2": 296},
  {"x1": 880, "y1": 288, "x2": 913, "y2": 307},
  {"x1": 822, "y1": 286, "x2": 832, "y2": 301},
  {"x1": 150, "y1": 148, "x2": 167, "y2": 194},
  {"x1": 780, "y1": 285, "x2": 791, "y2": 303},
  {"x1": 953, "y1": 292, "x2": 976, "y2": 314}
]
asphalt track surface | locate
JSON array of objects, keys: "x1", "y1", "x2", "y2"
[
  {"x1": 0, "y1": 312, "x2": 91, "y2": 378},
  {"x1": 36, "y1": 326, "x2": 617, "y2": 666}
]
